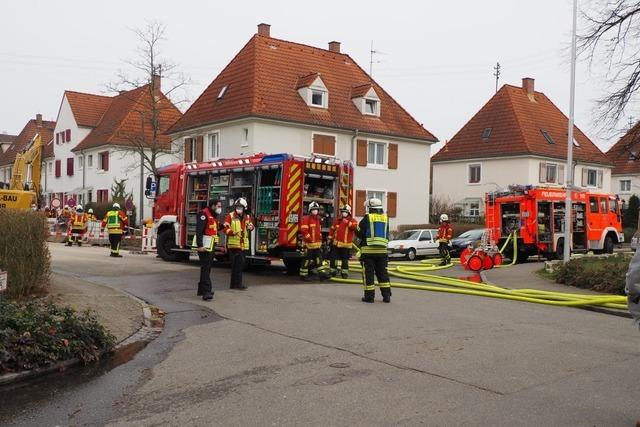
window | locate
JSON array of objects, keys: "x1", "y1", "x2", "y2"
[
  {"x1": 242, "y1": 128, "x2": 249, "y2": 147},
  {"x1": 546, "y1": 164, "x2": 557, "y2": 183},
  {"x1": 468, "y1": 164, "x2": 481, "y2": 184},
  {"x1": 582, "y1": 168, "x2": 603, "y2": 188},
  {"x1": 311, "y1": 90, "x2": 325, "y2": 107},
  {"x1": 217, "y1": 85, "x2": 228, "y2": 99},
  {"x1": 367, "y1": 141, "x2": 386, "y2": 166},
  {"x1": 366, "y1": 190, "x2": 385, "y2": 209},
  {"x1": 97, "y1": 189, "x2": 109, "y2": 203},
  {"x1": 206, "y1": 132, "x2": 220, "y2": 160},
  {"x1": 481, "y1": 127, "x2": 492, "y2": 140},
  {"x1": 539, "y1": 162, "x2": 564, "y2": 185},
  {"x1": 184, "y1": 138, "x2": 197, "y2": 162},
  {"x1": 620, "y1": 179, "x2": 631, "y2": 192},
  {"x1": 607, "y1": 198, "x2": 617, "y2": 213},
  {"x1": 77, "y1": 155, "x2": 83, "y2": 170},
  {"x1": 541, "y1": 129, "x2": 555, "y2": 144},
  {"x1": 364, "y1": 99, "x2": 379, "y2": 115},
  {"x1": 157, "y1": 175, "x2": 170, "y2": 196},
  {"x1": 468, "y1": 201, "x2": 481, "y2": 217},
  {"x1": 587, "y1": 169, "x2": 597, "y2": 186},
  {"x1": 47, "y1": 161, "x2": 52, "y2": 176},
  {"x1": 589, "y1": 196, "x2": 598, "y2": 213},
  {"x1": 98, "y1": 151, "x2": 109, "y2": 171},
  {"x1": 87, "y1": 155, "x2": 93, "y2": 168},
  {"x1": 65, "y1": 129, "x2": 71, "y2": 142},
  {"x1": 573, "y1": 137, "x2": 580, "y2": 147}
]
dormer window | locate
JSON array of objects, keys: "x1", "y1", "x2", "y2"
[
  {"x1": 352, "y1": 84, "x2": 381, "y2": 117},
  {"x1": 311, "y1": 89, "x2": 325, "y2": 107},
  {"x1": 297, "y1": 73, "x2": 328, "y2": 109},
  {"x1": 365, "y1": 99, "x2": 379, "y2": 115}
]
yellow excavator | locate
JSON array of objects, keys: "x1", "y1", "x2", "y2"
[{"x1": 0, "y1": 134, "x2": 42, "y2": 210}]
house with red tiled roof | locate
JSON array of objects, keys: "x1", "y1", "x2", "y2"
[
  {"x1": 606, "y1": 122, "x2": 640, "y2": 199},
  {"x1": 0, "y1": 132, "x2": 17, "y2": 153},
  {"x1": 167, "y1": 24, "x2": 438, "y2": 226},
  {"x1": 44, "y1": 79, "x2": 182, "y2": 221},
  {"x1": 0, "y1": 114, "x2": 55, "y2": 188},
  {"x1": 431, "y1": 78, "x2": 612, "y2": 218}
]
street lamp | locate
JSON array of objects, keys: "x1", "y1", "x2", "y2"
[{"x1": 564, "y1": 0, "x2": 578, "y2": 263}]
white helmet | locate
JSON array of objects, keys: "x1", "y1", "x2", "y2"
[
  {"x1": 341, "y1": 204, "x2": 352, "y2": 213},
  {"x1": 88, "y1": 208, "x2": 94, "y2": 214},
  {"x1": 308, "y1": 201, "x2": 320, "y2": 212},
  {"x1": 76, "y1": 205, "x2": 83, "y2": 212},
  {"x1": 440, "y1": 213, "x2": 449, "y2": 222},
  {"x1": 64, "y1": 204, "x2": 69, "y2": 209},
  {"x1": 235, "y1": 198, "x2": 248, "y2": 208},
  {"x1": 365, "y1": 198, "x2": 383, "y2": 209},
  {"x1": 112, "y1": 202, "x2": 121, "y2": 210}
]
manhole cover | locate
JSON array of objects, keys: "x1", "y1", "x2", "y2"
[{"x1": 329, "y1": 362, "x2": 350, "y2": 369}]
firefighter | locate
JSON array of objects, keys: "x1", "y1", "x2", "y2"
[
  {"x1": 223, "y1": 198, "x2": 254, "y2": 289},
  {"x1": 436, "y1": 213, "x2": 453, "y2": 266},
  {"x1": 356, "y1": 198, "x2": 391, "y2": 303},
  {"x1": 67, "y1": 205, "x2": 88, "y2": 246},
  {"x1": 193, "y1": 199, "x2": 222, "y2": 301},
  {"x1": 299, "y1": 201, "x2": 330, "y2": 281},
  {"x1": 101, "y1": 202, "x2": 129, "y2": 257},
  {"x1": 329, "y1": 204, "x2": 357, "y2": 279},
  {"x1": 87, "y1": 208, "x2": 97, "y2": 222}
]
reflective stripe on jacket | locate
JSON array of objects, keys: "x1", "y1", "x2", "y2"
[
  {"x1": 300, "y1": 215, "x2": 322, "y2": 250},
  {"x1": 437, "y1": 223, "x2": 453, "y2": 243},
  {"x1": 71, "y1": 213, "x2": 88, "y2": 230},
  {"x1": 224, "y1": 212, "x2": 252, "y2": 250},
  {"x1": 102, "y1": 210, "x2": 127, "y2": 235},
  {"x1": 358, "y1": 213, "x2": 389, "y2": 254}
]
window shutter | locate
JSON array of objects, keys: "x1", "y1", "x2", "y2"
[
  {"x1": 67, "y1": 158, "x2": 74, "y2": 176},
  {"x1": 388, "y1": 143, "x2": 398, "y2": 169},
  {"x1": 539, "y1": 162, "x2": 546, "y2": 183},
  {"x1": 355, "y1": 190, "x2": 366, "y2": 216},
  {"x1": 558, "y1": 164, "x2": 565, "y2": 185},
  {"x1": 387, "y1": 192, "x2": 397, "y2": 217},
  {"x1": 196, "y1": 135, "x2": 204, "y2": 163},
  {"x1": 65, "y1": 129, "x2": 71, "y2": 142},
  {"x1": 103, "y1": 152, "x2": 109, "y2": 171},
  {"x1": 55, "y1": 160, "x2": 61, "y2": 177},
  {"x1": 597, "y1": 170, "x2": 603, "y2": 188},
  {"x1": 313, "y1": 134, "x2": 336, "y2": 156},
  {"x1": 184, "y1": 139, "x2": 192, "y2": 162},
  {"x1": 56, "y1": 133, "x2": 59, "y2": 144},
  {"x1": 581, "y1": 169, "x2": 588, "y2": 186},
  {"x1": 356, "y1": 139, "x2": 367, "y2": 166}
]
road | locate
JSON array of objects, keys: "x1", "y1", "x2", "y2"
[{"x1": 2, "y1": 244, "x2": 640, "y2": 426}]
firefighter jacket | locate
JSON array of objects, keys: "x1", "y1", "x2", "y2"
[
  {"x1": 224, "y1": 212, "x2": 253, "y2": 250},
  {"x1": 356, "y1": 213, "x2": 389, "y2": 255},
  {"x1": 436, "y1": 223, "x2": 453, "y2": 243},
  {"x1": 329, "y1": 216, "x2": 357, "y2": 248},
  {"x1": 300, "y1": 214, "x2": 323, "y2": 250},
  {"x1": 625, "y1": 248, "x2": 640, "y2": 328},
  {"x1": 70, "y1": 213, "x2": 88, "y2": 231},
  {"x1": 102, "y1": 210, "x2": 128, "y2": 235},
  {"x1": 193, "y1": 207, "x2": 219, "y2": 251},
  {"x1": 87, "y1": 214, "x2": 97, "y2": 222}
]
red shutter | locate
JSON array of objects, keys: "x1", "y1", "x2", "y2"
[
  {"x1": 356, "y1": 140, "x2": 367, "y2": 166},
  {"x1": 388, "y1": 144, "x2": 398, "y2": 169},
  {"x1": 102, "y1": 152, "x2": 109, "y2": 171},
  {"x1": 55, "y1": 160, "x2": 61, "y2": 177},
  {"x1": 67, "y1": 158, "x2": 74, "y2": 176},
  {"x1": 65, "y1": 129, "x2": 71, "y2": 142},
  {"x1": 61, "y1": 131, "x2": 66, "y2": 143},
  {"x1": 56, "y1": 133, "x2": 59, "y2": 144},
  {"x1": 355, "y1": 190, "x2": 366, "y2": 216},
  {"x1": 387, "y1": 192, "x2": 397, "y2": 217},
  {"x1": 196, "y1": 136, "x2": 204, "y2": 163}
]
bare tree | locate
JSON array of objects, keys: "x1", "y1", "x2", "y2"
[
  {"x1": 106, "y1": 21, "x2": 189, "y2": 177},
  {"x1": 578, "y1": 1, "x2": 640, "y2": 133}
]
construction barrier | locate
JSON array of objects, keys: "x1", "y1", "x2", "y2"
[{"x1": 141, "y1": 226, "x2": 157, "y2": 252}]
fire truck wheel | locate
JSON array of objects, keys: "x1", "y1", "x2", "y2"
[
  {"x1": 157, "y1": 228, "x2": 181, "y2": 262},
  {"x1": 604, "y1": 234, "x2": 615, "y2": 254},
  {"x1": 492, "y1": 252, "x2": 503, "y2": 266},
  {"x1": 283, "y1": 257, "x2": 302, "y2": 275},
  {"x1": 468, "y1": 254, "x2": 483, "y2": 272}
]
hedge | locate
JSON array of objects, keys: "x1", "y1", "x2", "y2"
[
  {"x1": 0, "y1": 210, "x2": 51, "y2": 298},
  {"x1": 553, "y1": 254, "x2": 630, "y2": 295}
]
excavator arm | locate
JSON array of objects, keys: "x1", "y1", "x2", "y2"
[{"x1": 9, "y1": 134, "x2": 42, "y2": 196}]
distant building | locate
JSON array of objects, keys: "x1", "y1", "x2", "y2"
[
  {"x1": 606, "y1": 121, "x2": 640, "y2": 201},
  {"x1": 0, "y1": 132, "x2": 17, "y2": 153},
  {"x1": 431, "y1": 78, "x2": 611, "y2": 219},
  {"x1": 167, "y1": 23, "x2": 438, "y2": 226}
]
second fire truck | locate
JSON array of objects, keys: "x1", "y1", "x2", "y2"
[{"x1": 485, "y1": 185, "x2": 624, "y2": 261}]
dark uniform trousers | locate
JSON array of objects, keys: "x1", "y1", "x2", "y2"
[
  {"x1": 438, "y1": 242, "x2": 451, "y2": 263},
  {"x1": 361, "y1": 253, "x2": 392, "y2": 300},
  {"x1": 330, "y1": 246, "x2": 350, "y2": 273},
  {"x1": 198, "y1": 250, "x2": 214, "y2": 294},
  {"x1": 109, "y1": 234, "x2": 122, "y2": 255},
  {"x1": 229, "y1": 249, "x2": 246, "y2": 288},
  {"x1": 300, "y1": 248, "x2": 323, "y2": 278}
]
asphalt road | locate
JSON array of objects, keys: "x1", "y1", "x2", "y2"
[{"x1": 2, "y1": 244, "x2": 640, "y2": 426}]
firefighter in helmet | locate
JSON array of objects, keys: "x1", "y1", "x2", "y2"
[
  {"x1": 86, "y1": 208, "x2": 97, "y2": 222},
  {"x1": 356, "y1": 198, "x2": 391, "y2": 303},
  {"x1": 328, "y1": 204, "x2": 357, "y2": 279},
  {"x1": 436, "y1": 213, "x2": 453, "y2": 266},
  {"x1": 67, "y1": 205, "x2": 88, "y2": 246},
  {"x1": 223, "y1": 197, "x2": 254, "y2": 289},
  {"x1": 101, "y1": 202, "x2": 129, "y2": 257},
  {"x1": 299, "y1": 201, "x2": 330, "y2": 281}
]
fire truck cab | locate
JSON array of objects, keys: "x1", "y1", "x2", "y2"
[
  {"x1": 485, "y1": 186, "x2": 624, "y2": 261},
  {"x1": 151, "y1": 153, "x2": 353, "y2": 273}
]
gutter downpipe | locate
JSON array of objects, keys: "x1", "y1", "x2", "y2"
[{"x1": 350, "y1": 129, "x2": 359, "y2": 162}]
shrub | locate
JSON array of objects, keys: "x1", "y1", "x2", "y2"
[
  {"x1": 0, "y1": 298, "x2": 116, "y2": 373},
  {"x1": 623, "y1": 194, "x2": 639, "y2": 229},
  {"x1": 84, "y1": 201, "x2": 111, "y2": 221},
  {"x1": 0, "y1": 210, "x2": 51, "y2": 298},
  {"x1": 553, "y1": 254, "x2": 630, "y2": 295},
  {"x1": 623, "y1": 227, "x2": 636, "y2": 243}
]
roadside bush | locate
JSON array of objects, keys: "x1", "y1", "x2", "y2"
[
  {"x1": 0, "y1": 298, "x2": 116, "y2": 373},
  {"x1": 553, "y1": 254, "x2": 630, "y2": 295},
  {"x1": 623, "y1": 227, "x2": 636, "y2": 243},
  {"x1": 0, "y1": 210, "x2": 51, "y2": 298}
]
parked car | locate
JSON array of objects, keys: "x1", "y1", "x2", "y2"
[
  {"x1": 450, "y1": 228, "x2": 487, "y2": 257},
  {"x1": 387, "y1": 229, "x2": 439, "y2": 260}
]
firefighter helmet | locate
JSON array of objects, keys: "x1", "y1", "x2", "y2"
[
  {"x1": 234, "y1": 198, "x2": 248, "y2": 208},
  {"x1": 112, "y1": 203, "x2": 121, "y2": 210},
  {"x1": 341, "y1": 204, "x2": 352, "y2": 213},
  {"x1": 440, "y1": 214, "x2": 449, "y2": 222},
  {"x1": 308, "y1": 201, "x2": 320, "y2": 212},
  {"x1": 76, "y1": 205, "x2": 83, "y2": 212},
  {"x1": 88, "y1": 208, "x2": 94, "y2": 214},
  {"x1": 365, "y1": 198, "x2": 383, "y2": 209}
]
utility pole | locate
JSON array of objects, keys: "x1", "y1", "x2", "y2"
[
  {"x1": 493, "y1": 62, "x2": 501, "y2": 93},
  {"x1": 564, "y1": 0, "x2": 578, "y2": 264}
]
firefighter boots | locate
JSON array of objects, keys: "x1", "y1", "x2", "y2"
[
  {"x1": 381, "y1": 287, "x2": 392, "y2": 303},
  {"x1": 361, "y1": 290, "x2": 375, "y2": 303}
]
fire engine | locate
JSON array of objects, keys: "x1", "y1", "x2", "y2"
[
  {"x1": 150, "y1": 153, "x2": 353, "y2": 272},
  {"x1": 485, "y1": 185, "x2": 624, "y2": 261}
]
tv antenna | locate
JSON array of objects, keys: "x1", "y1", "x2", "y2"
[
  {"x1": 369, "y1": 41, "x2": 387, "y2": 77},
  {"x1": 493, "y1": 62, "x2": 501, "y2": 93}
]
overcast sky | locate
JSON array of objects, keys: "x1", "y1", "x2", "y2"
[{"x1": 1, "y1": 0, "x2": 631, "y2": 152}]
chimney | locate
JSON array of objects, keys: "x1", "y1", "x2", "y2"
[
  {"x1": 328, "y1": 41, "x2": 341, "y2": 53},
  {"x1": 522, "y1": 77, "x2": 535, "y2": 95},
  {"x1": 36, "y1": 113, "x2": 42, "y2": 127},
  {"x1": 257, "y1": 23, "x2": 271, "y2": 37}
]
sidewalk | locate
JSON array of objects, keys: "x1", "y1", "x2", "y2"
[{"x1": 49, "y1": 273, "x2": 144, "y2": 342}]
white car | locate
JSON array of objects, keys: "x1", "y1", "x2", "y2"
[{"x1": 387, "y1": 229, "x2": 440, "y2": 260}]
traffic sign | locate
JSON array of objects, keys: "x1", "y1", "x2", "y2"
[
  {"x1": 150, "y1": 182, "x2": 157, "y2": 192},
  {"x1": 125, "y1": 198, "x2": 134, "y2": 211},
  {"x1": 51, "y1": 198, "x2": 61, "y2": 208},
  {"x1": 67, "y1": 198, "x2": 76, "y2": 208}
]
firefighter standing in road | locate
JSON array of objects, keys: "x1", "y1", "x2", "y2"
[
  {"x1": 436, "y1": 214, "x2": 453, "y2": 266},
  {"x1": 299, "y1": 201, "x2": 330, "y2": 281},
  {"x1": 87, "y1": 208, "x2": 97, "y2": 222},
  {"x1": 329, "y1": 204, "x2": 357, "y2": 279},
  {"x1": 223, "y1": 198, "x2": 254, "y2": 289},
  {"x1": 101, "y1": 203, "x2": 129, "y2": 257},
  {"x1": 67, "y1": 205, "x2": 88, "y2": 246},
  {"x1": 193, "y1": 199, "x2": 221, "y2": 301},
  {"x1": 356, "y1": 198, "x2": 391, "y2": 303}
]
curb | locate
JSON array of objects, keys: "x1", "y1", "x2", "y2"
[{"x1": 0, "y1": 298, "x2": 164, "y2": 387}]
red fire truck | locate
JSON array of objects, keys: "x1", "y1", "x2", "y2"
[
  {"x1": 150, "y1": 153, "x2": 353, "y2": 272},
  {"x1": 485, "y1": 186, "x2": 624, "y2": 261}
]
